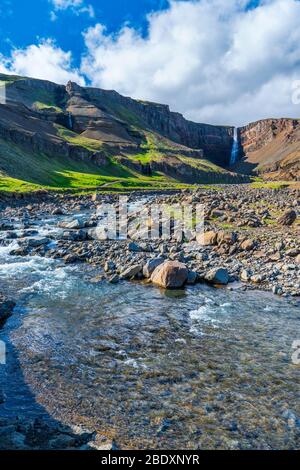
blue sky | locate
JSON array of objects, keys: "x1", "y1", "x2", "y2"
[
  {"x1": 0, "y1": 0, "x2": 169, "y2": 66},
  {"x1": 0, "y1": 0, "x2": 300, "y2": 125}
]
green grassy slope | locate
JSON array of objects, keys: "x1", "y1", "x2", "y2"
[
  {"x1": 0, "y1": 138, "x2": 188, "y2": 192},
  {"x1": 121, "y1": 132, "x2": 227, "y2": 172}
]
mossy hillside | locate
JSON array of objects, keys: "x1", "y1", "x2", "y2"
[
  {"x1": 55, "y1": 125, "x2": 106, "y2": 152},
  {"x1": 29, "y1": 87, "x2": 64, "y2": 112},
  {"x1": 124, "y1": 132, "x2": 227, "y2": 174},
  {"x1": 34, "y1": 101, "x2": 63, "y2": 113},
  {"x1": 250, "y1": 181, "x2": 292, "y2": 190},
  {"x1": 0, "y1": 138, "x2": 188, "y2": 192}
]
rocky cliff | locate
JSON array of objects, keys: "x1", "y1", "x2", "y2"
[
  {"x1": 0, "y1": 73, "x2": 245, "y2": 187},
  {"x1": 1, "y1": 73, "x2": 299, "y2": 187},
  {"x1": 82, "y1": 83, "x2": 234, "y2": 165},
  {"x1": 1, "y1": 76, "x2": 234, "y2": 164},
  {"x1": 236, "y1": 119, "x2": 300, "y2": 180}
]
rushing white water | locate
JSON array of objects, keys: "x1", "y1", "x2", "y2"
[{"x1": 230, "y1": 127, "x2": 239, "y2": 165}]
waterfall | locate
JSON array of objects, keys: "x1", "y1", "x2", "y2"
[
  {"x1": 230, "y1": 127, "x2": 239, "y2": 165},
  {"x1": 68, "y1": 112, "x2": 73, "y2": 130}
]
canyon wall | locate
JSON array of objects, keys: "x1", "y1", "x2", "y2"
[
  {"x1": 2, "y1": 74, "x2": 300, "y2": 182},
  {"x1": 238, "y1": 118, "x2": 300, "y2": 180}
]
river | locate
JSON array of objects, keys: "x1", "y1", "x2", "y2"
[{"x1": 0, "y1": 214, "x2": 299, "y2": 449}]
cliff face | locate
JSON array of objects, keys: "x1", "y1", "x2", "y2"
[
  {"x1": 240, "y1": 119, "x2": 300, "y2": 153},
  {"x1": 140, "y1": 108, "x2": 233, "y2": 166},
  {"x1": 83, "y1": 84, "x2": 233, "y2": 165},
  {"x1": 1, "y1": 73, "x2": 299, "y2": 185},
  {"x1": 236, "y1": 119, "x2": 300, "y2": 180},
  {"x1": 0, "y1": 102, "x2": 106, "y2": 166},
  {"x1": 0, "y1": 74, "x2": 244, "y2": 185},
  {"x1": 2, "y1": 77, "x2": 234, "y2": 163}
]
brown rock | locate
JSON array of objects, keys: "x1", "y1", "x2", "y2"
[
  {"x1": 196, "y1": 230, "x2": 218, "y2": 246},
  {"x1": 240, "y1": 239, "x2": 256, "y2": 251},
  {"x1": 151, "y1": 261, "x2": 188, "y2": 289},
  {"x1": 217, "y1": 231, "x2": 237, "y2": 245},
  {"x1": 286, "y1": 248, "x2": 300, "y2": 257},
  {"x1": 269, "y1": 252, "x2": 282, "y2": 261},
  {"x1": 240, "y1": 269, "x2": 252, "y2": 282},
  {"x1": 278, "y1": 210, "x2": 297, "y2": 226}
]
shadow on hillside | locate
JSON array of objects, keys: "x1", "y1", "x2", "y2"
[{"x1": 230, "y1": 156, "x2": 257, "y2": 175}]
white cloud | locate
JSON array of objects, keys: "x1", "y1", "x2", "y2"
[
  {"x1": 52, "y1": 0, "x2": 83, "y2": 7},
  {"x1": 50, "y1": 0, "x2": 95, "y2": 18},
  {"x1": 80, "y1": 0, "x2": 300, "y2": 125},
  {"x1": 1, "y1": 0, "x2": 300, "y2": 126},
  {"x1": 0, "y1": 40, "x2": 85, "y2": 85}
]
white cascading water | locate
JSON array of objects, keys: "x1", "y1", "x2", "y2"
[
  {"x1": 230, "y1": 127, "x2": 239, "y2": 165},
  {"x1": 68, "y1": 112, "x2": 73, "y2": 130}
]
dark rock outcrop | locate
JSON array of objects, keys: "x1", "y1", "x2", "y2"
[
  {"x1": 278, "y1": 209, "x2": 297, "y2": 226},
  {"x1": 0, "y1": 294, "x2": 15, "y2": 326}
]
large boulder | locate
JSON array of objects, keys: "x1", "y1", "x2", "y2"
[
  {"x1": 128, "y1": 242, "x2": 142, "y2": 252},
  {"x1": 187, "y1": 270, "x2": 198, "y2": 285},
  {"x1": 204, "y1": 268, "x2": 229, "y2": 285},
  {"x1": 61, "y1": 230, "x2": 87, "y2": 241},
  {"x1": 151, "y1": 261, "x2": 188, "y2": 289},
  {"x1": 143, "y1": 258, "x2": 165, "y2": 278},
  {"x1": 278, "y1": 210, "x2": 297, "y2": 226},
  {"x1": 211, "y1": 209, "x2": 224, "y2": 218},
  {"x1": 23, "y1": 237, "x2": 50, "y2": 247},
  {"x1": 51, "y1": 207, "x2": 65, "y2": 216}
]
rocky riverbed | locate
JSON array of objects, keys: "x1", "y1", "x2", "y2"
[
  {"x1": 0, "y1": 185, "x2": 299, "y2": 299},
  {"x1": 0, "y1": 185, "x2": 299, "y2": 450}
]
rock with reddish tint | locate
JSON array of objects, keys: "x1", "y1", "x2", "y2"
[
  {"x1": 151, "y1": 261, "x2": 188, "y2": 289},
  {"x1": 217, "y1": 231, "x2": 237, "y2": 245},
  {"x1": 240, "y1": 239, "x2": 256, "y2": 251},
  {"x1": 196, "y1": 231, "x2": 218, "y2": 246}
]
